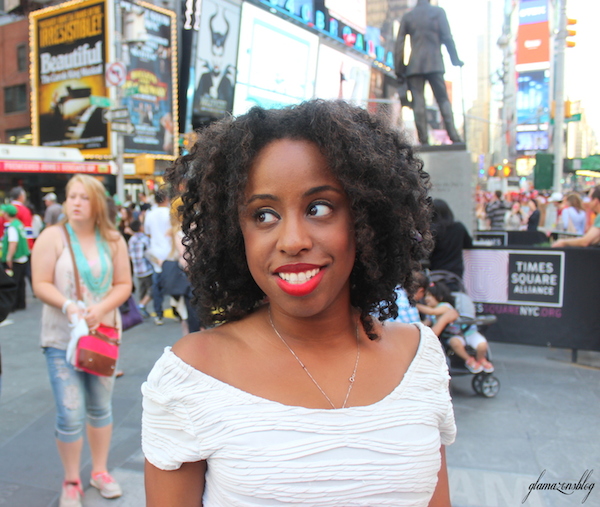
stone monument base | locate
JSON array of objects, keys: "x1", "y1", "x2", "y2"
[{"x1": 417, "y1": 145, "x2": 475, "y2": 231}]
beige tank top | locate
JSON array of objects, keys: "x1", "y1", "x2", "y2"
[{"x1": 40, "y1": 227, "x2": 120, "y2": 349}]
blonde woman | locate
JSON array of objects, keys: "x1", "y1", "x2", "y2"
[
  {"x1": 561, "y1": 192, "x2": 586, "y2": 235},
  {"x1": 32, "y1": 175, "x2": 131, "y2": 507}
]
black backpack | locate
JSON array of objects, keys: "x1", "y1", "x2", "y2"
[{"x1": 0, "y1": 268, "x2": 17, "y2": 324}]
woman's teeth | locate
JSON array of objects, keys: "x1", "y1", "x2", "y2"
[{"x1": 278, "y1": 269, "x2": 320, "y2": 284}]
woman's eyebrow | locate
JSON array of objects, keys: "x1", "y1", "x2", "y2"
[
  {"x1": 245, "y1": 194, "x2": 278, "y2": 205},
  {"x1": 304, "y1": 185, "x2": 344, "y2": 197}
]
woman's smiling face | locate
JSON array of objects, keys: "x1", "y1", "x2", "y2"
[{"x1": 239, "y1": 138, "x2": 356, "y2": 317}]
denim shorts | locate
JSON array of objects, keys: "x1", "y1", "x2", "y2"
[{"x1": 44, "y1": 347, "x2": 115, "y2": 443}]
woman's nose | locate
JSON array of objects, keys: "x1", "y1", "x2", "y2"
[{"x1": 276, "y1": 215, "x2": 312, "y2": 255}]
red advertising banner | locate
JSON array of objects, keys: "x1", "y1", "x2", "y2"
[
  {"x1": 0, "y1": 160, "x2": 114, "y2": 173},
  {"x1": 516, "y1": 21, "x2": 550, "y2": 66}
]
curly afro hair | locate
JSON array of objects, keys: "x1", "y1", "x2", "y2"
[{"x1": 166, "y1": 99, "x2": 433, "y2": 339}]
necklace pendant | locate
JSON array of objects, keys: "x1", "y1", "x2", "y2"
[{"x1": 349, "y1": 374, "x2": 355, "y2": 383}]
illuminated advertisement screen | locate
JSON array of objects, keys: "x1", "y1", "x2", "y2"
[
  {"x1": 191, "y1": 0, "x2": 241, "y2": 123},
  {"x1": 516, "y1": 130, "x2": 549, "y2": 152},
  {"x1": 516, "y1": 70, "x2": 550, "y2": 125},
  {"x1": 314, "y1": 44, "x2": 370, "y2": 102},
  {"x1": 118, "y1": 0, "x2": 177, "y2": 156},
  {"x1": 30, "y1": 0, "x2": 110, "y2": 155},
  {"x1": 516, "y1": 21, "x2": 550, "y2": 66},
  {"x1": 519, "y1": 0, "x2": 548, "y2": 25},
  {"x1": 324, "y1": 0, "x2": 366, "y2": 33},
  {"x1": 233, "y1": 2, "x2": 318, "y2": 116}
]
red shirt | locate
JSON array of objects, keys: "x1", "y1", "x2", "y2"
[{"x1": 12, "y1": 201, "x2": 34, "y2": 249}]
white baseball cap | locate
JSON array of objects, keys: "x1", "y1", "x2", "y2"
[{"x1": 43, "y1": 192, "x2": 57, "y2": 201}]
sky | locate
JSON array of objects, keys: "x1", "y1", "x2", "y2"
[{"x1": 434, "y1": 0, "x2": 599, "y2": 143}]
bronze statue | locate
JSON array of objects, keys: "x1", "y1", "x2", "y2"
[{"x1": 394, "y1": 0, "x2": 464, "y2": 145}]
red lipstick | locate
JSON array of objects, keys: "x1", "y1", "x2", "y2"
[{"x1": 274, "y1": 264, "x2": 325, "y2": 297}]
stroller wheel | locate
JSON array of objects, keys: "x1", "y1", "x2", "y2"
[{"x1": 472, "y1": 374, "x2": 500, "y2": 397}]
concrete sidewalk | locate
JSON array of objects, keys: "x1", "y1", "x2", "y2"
[{"x1": 1, "y1": 294, "x2": 599, "y2": 506}]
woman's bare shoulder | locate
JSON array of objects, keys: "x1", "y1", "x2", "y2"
[
  {"x1": 171, "y1": 319, "x2": 252, "y2": 379},
  {"x1": 32, "y1": 225, "x2": 63, "y2": 253},
  {"x1": 379, "y1": 320, "x2": 421, "y2": 355}
]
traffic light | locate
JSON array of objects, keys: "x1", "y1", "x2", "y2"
[
  {"x1": 488, "y1": 166, "x2": 497, "y2": 177},
  {"x1": 502, "y1": 165, "x2": 511, "y2": 177},
  {"x1": 134, "y1": 154, "x2": 155, "y2": 175},
  {"x1": 566, "y1": 18, "x2": 577, "y2": 48},
  {"x1": 564, "y1": 100, "x2": 572, "y2": 118}
]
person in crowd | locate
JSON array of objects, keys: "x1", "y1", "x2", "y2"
[
  {"x1": 526, "y1": 197, "x2": 540, "y2": 232},
  {"x1": 44, "y1": 192, "x2": 64, "y2": 226},
  {"x1": 504, "y1": 201, "x2": 524, "y2": 230},
  {"x1": 1, "y1": 204, "x2": 30, "y2": 311},
  {"x1": 141, "y1": 100, "x2": 455, "y2": 506},
  {"x1": 485, "y1": 190, "x2": 508, "y2": 230},
  {"x1": 0, "y1": 267, "x2": 17, "y2": 397},
  {"x1": 417, "y1": 280, "x2": 494, "y2": 374},
  {"x1": 128, "y1": 219, "x2": 153, "y2": 318},
  {"x1": 560, "y1": 192, "x2": 586, "y2": 235},
  {"x1": 143, "y1": 190, "x2": 172, "y2": 325},
  {"x1": 8, "y1": 186, "x2": 35, "y2": 248},
  {"x1": 162, "y1": 213, "x2": 194, "y2": 336},
  {"x1": 394, "y1": 270, "x2": 429, "y2": 324},
  {"x1": 429, "y1": 198, "x2": 472, "y2": 283},
  {"x1": 117, "y1": 206, "x2": 134, "y2": 243},
  {"x1": 553, "y1": 185, "x2": 600, "y2": 248},
  {"x1": 545, "y1": 191, "x2": 563, "y2": 229},
  {"x1": 31, "y1": 174, "x2": 131, "y2": 507}
]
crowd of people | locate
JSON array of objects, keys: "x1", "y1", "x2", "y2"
[{"x1": 475, "y1": 187, "x2": 599, "y2": 235}]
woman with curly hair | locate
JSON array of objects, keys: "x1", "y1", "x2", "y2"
[{"x1": 142, "y1": 100, "x2": 456, "y2": 507}]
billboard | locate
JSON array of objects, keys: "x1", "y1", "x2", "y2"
[
  {"x1": 516, "y1": 130, "x2": 549, "y2": 152},
  {"x1": 118, "y1": 0, "x2": 177, "y2": 157},
  {"x1": 31, "y1": 0, "x2": 110, "y2": 155},
  {"x1": 516, "y1": 21, "x2": 550, "y2": 66},
  {"x1": 516, "y1": 69, "x2": 550, "y2": 125},
  {"x1": 233, "y1": 2, "x2": 318, "y2": 116},
  {"x1": 516, "y1": 0, "x2": 549, "y2": 67},
  {"x1": 314, "y1": 44, "x2": 370, "y2": 102},
  {"x1": 191, "y1": 0, "x2": 241, "y2": 124}
]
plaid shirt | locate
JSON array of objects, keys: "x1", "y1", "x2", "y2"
[
  {"x1": 393, "y1": 288, "x2": 421, "y2": 324},
  {"x1": 128, "y1": 232, "x2": 154, "y2": 278}
]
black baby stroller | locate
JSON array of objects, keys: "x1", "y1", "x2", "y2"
[{"x1": 429, "y1": 270, "x2": 501, "y2": 398}]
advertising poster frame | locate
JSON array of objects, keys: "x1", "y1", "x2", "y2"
[
  {"x1": 117, "y1": 0, "x2": 178, "y2": 158},
  {"x1": 233, "y1": 2, "x2": 318, "y2": 116},
  {"x1": 191, "y1": 0, "x2": 241, "y2": 126},
  {"x1": 30, "y1": 0, "x2": 112, "y2": 156}
]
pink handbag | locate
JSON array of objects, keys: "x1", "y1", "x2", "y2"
[
  {"x1": 64, "y1": 226, "x2": 121, "y2": 377},
  {"x1": 76, "y1": 324, "x2": 120, "y2": 376}
]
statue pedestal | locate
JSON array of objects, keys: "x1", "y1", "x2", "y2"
[{"x1": 418, "y1": 145, "x2": 475, "y2": 231}]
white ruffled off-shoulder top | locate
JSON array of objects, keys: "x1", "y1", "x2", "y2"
[{"x1": 142, "y1": 323, "x2": 456, "y2": 506}]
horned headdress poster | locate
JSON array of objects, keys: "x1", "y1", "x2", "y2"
[
  {"x1": 31, "y1": 0, "x2": 110, "y2": 155},
  {"x1": 191, "y1": 0, "x2": 241, "y2": 124}
]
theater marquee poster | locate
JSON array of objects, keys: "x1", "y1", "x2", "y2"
[
  {"x1": 31, "y1": 0, "x2": 111, "y2": 155},
  {"x1": 118, "y1": 0, "x2": 177, "y2": 157}
]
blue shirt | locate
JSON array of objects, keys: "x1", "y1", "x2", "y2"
[{"x1": 393, "y1": 288, "x2": 420, "y2": 324}]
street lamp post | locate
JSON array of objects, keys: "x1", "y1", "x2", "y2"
[{"x1": 552, "y1": 0, "x2": 567, "y2": 193}]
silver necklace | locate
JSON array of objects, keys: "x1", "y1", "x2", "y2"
[{"x1": 268, "y1": 307, "x2": 360, "y2": 409}]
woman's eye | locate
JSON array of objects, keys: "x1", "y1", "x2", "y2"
[
  {"x1": 308, "y1": 203, "x2": 332, "y2": 217},
  {"x1": 255, "y1": 210, "x2": 278, "y2": 224}
]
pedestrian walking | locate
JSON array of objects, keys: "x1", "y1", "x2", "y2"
[
  {"x1": 143, "y1": 190, "x2": 171, "y2": 325},
  {"x1": 31, "y1": 174, "x2": 131, "y2": 507},
  {"x1": 1, "y1": 204, "x2": 30, "y2": 311}
]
